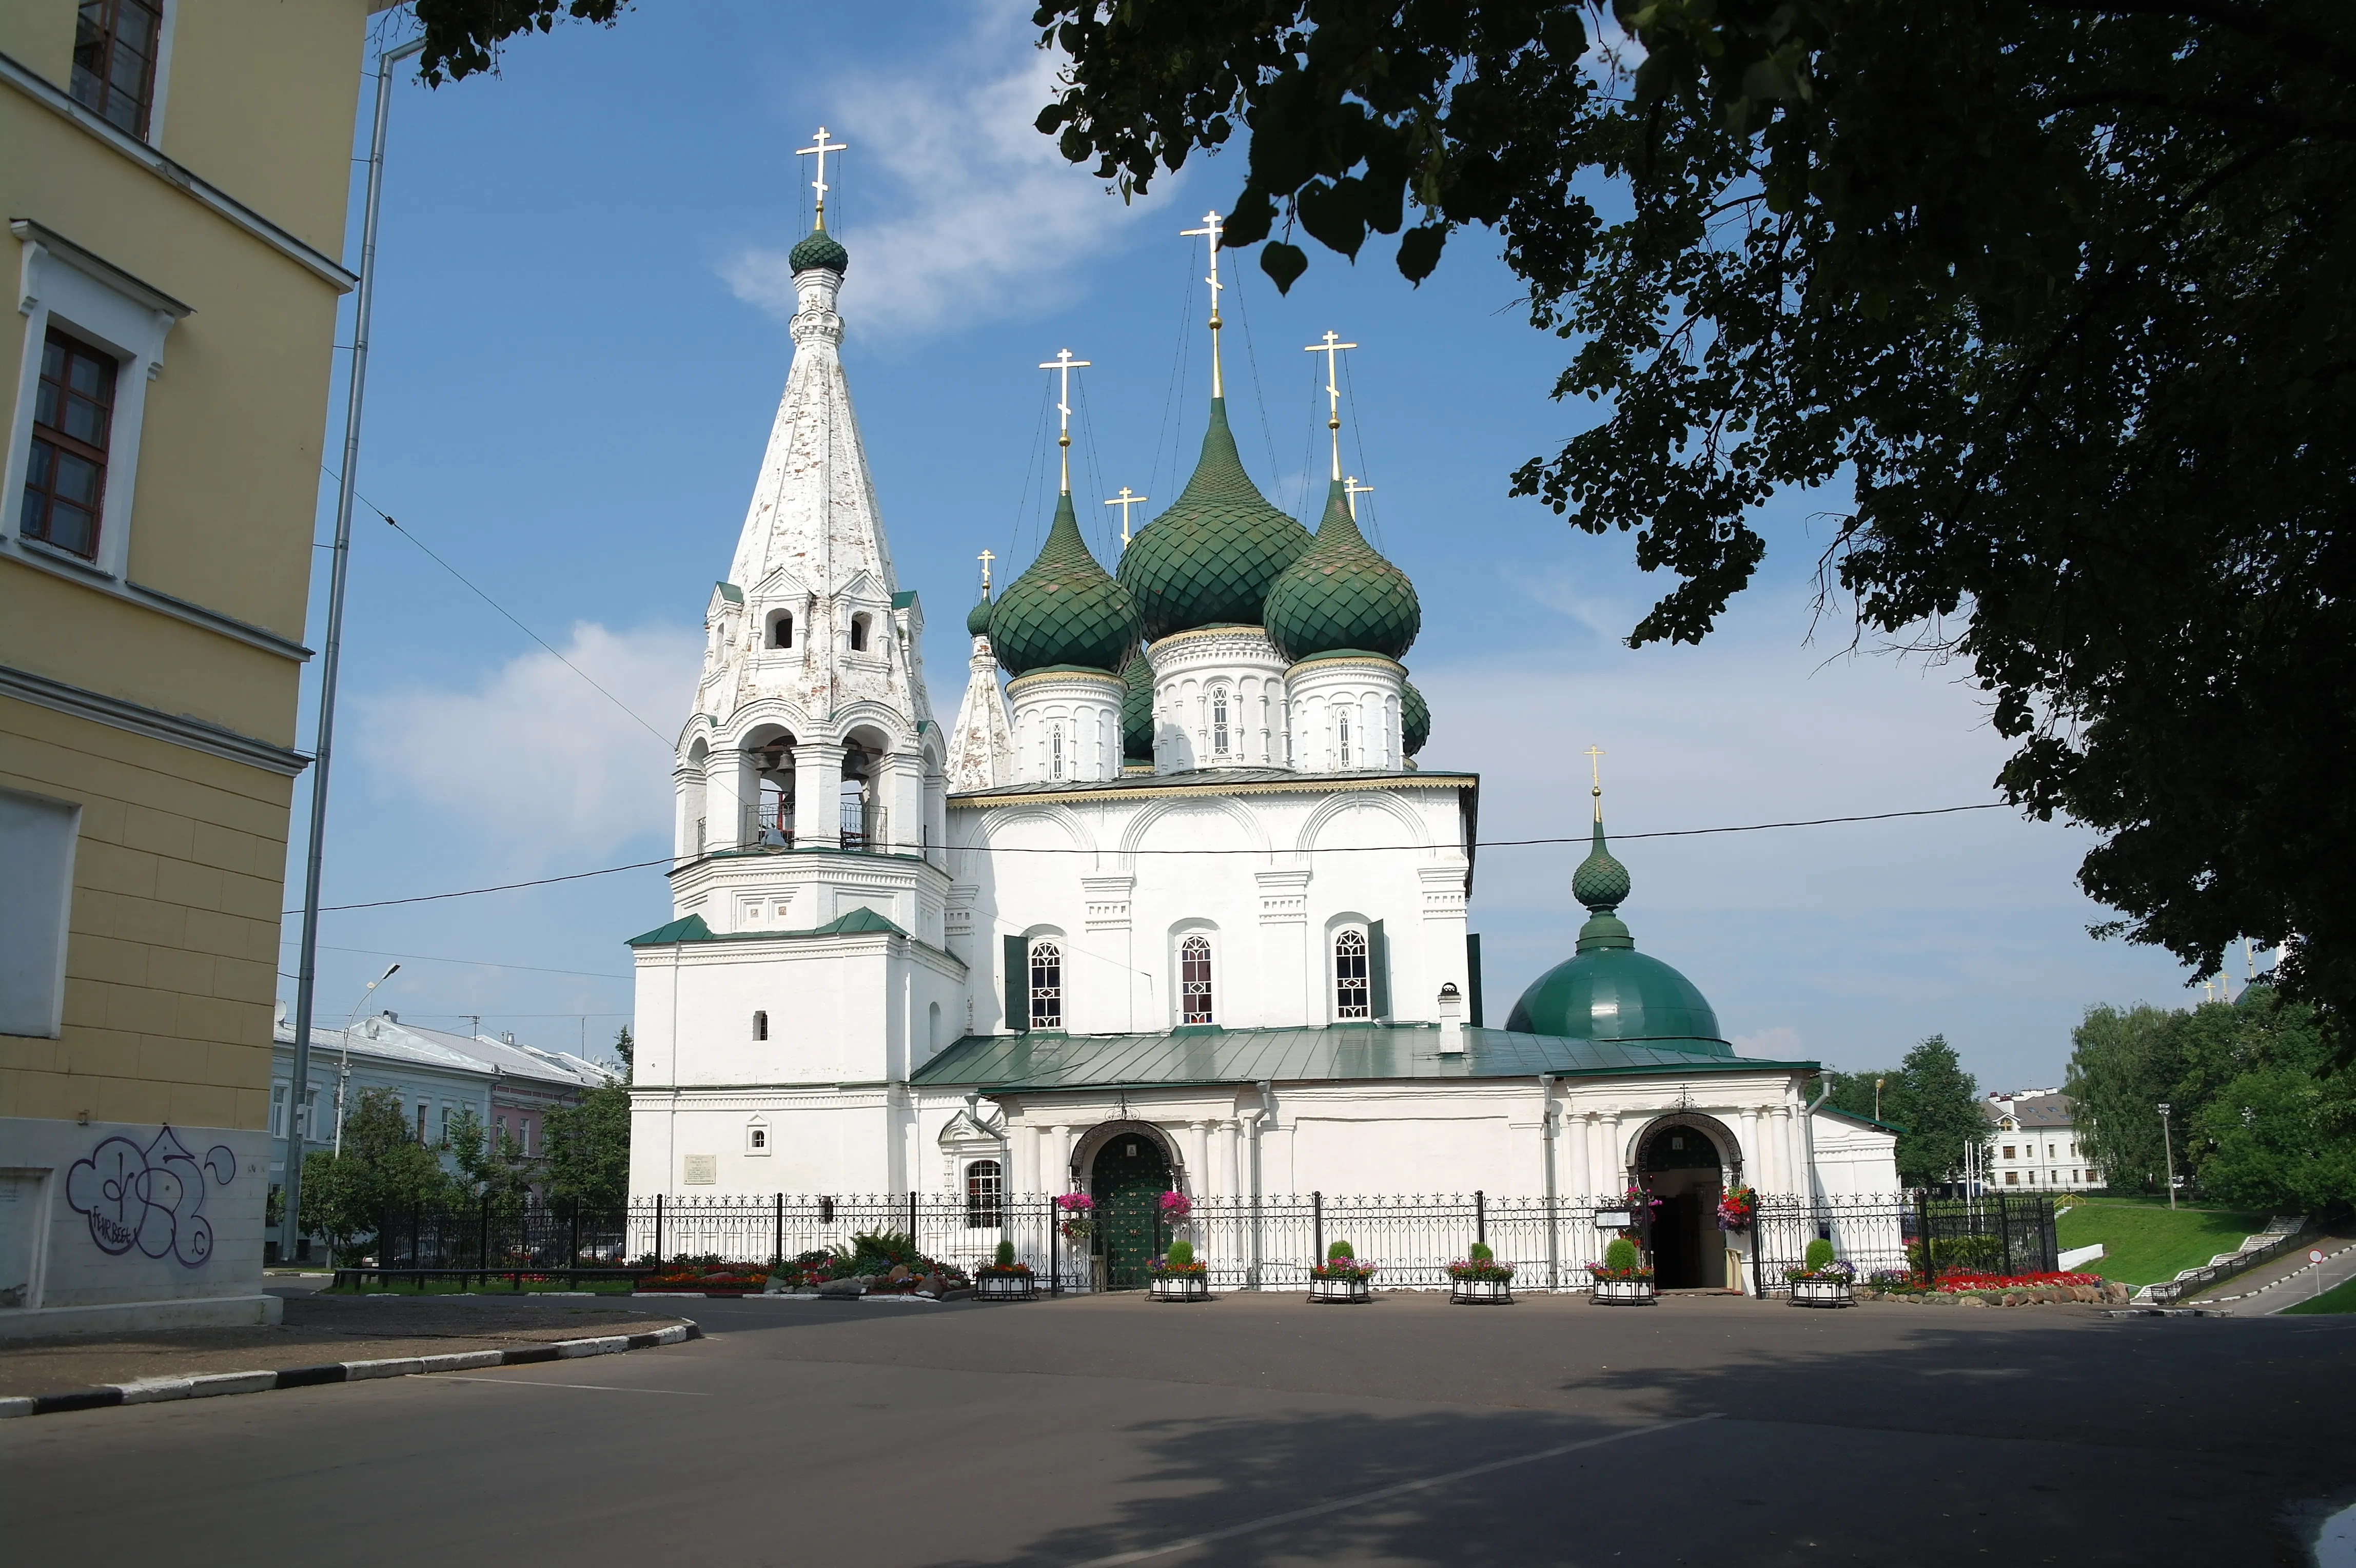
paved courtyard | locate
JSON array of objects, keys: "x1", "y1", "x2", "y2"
[{"x1": 6, "y1": 1289, "x2": 2351, "y2": 1565}]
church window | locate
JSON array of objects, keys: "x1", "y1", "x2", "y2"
[
  {"x1": 753, "y1": 1010, "x2": 770, "y2": 1041},
  {"x1": 21, "y1": 328, "x2": 117, "y2": 560},
  {"x1": 1028, "y1": 939, "x2": 1063, "y2": 1029},
  {"x1": 849, "y1": 613, "x2": 871, "y2": 652},
  {"x1": 1179, "y1": 934, "x2": 1215, "y2": 1024},
  {"x1": 966, "y1": 1160, "x2": 1004, "y2": 1228},
  {"x1": 1334, "y1": 928, "x2": 1371, "y2": 1019},
  {"x1": 1338, "y1": 710, "x2": 1352, "y2": 768},
  {"x1": 768, "y1": 611, "x2": 793, "y2": 648},
  {"x1": 1211, "y1": 688, "x2": 1230, "y2": 755},
  {"x1": 1051, "y1": 724, "x2": 1065, "y2": 780}
]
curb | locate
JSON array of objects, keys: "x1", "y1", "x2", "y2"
[{"x1": 0, "y1": 1321, "x2": 699, "y2": 1420}]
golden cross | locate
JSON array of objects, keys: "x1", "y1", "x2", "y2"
[
  {"x1": 1584, "y1": 743, "x2": 1605, "y2": 818},
  {"x1": 796, "y1": 126, "x2": 848, "y2": 228},
  {"x1": 977, "y1": 548, "x2": 995, "y2": 595},
  {"x1": 1105, "y1": 486, "x2": 1149, "y2": 546},
  {"x1": 1181, "y1": 212, "x2": 1227, "y2": 398},
  {"x1": 1344, "y1": 475, "x2": 1374, "y2": 521},
  {"x1": 1038, "y1": 349, "x2": 1090, "y2": 493},
  {"x1": 1304, "y1": 330, "x2": 1359, "y2": 479}
]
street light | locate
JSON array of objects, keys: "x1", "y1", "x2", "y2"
[
  {"x1": 2157, "y1": 1101, "x2": 2176, "y2": 1210},
  {"x1": 1874, "y1": 1078, "x2": 1884, "y2": 1121},
  {"x1": 332, "y1": 963, "x2": 400, "y2": 1157}
]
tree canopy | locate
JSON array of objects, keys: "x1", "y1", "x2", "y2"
[
  {"x1": 410, "y1": 0, "x2": 627, "y2": 86},
  {"x1": 1821, "y1": 1034, "x2": 1989, "y2": 1189},
  {"x1": 1033, "y1": 0, "x2": 2356, "y2": 1038}
]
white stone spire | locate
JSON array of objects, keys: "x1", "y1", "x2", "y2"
[{"x1": 946, "y1": 630, "x2": 1015, "y2": 792}]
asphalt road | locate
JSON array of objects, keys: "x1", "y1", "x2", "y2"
[{"x1": 7, "y1": 1290, "x2": 2352, "y2": 1565}]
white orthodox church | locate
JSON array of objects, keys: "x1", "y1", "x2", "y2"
[{"x1": 625, "y1": 183, "x2": 1898, "y2": 1291}]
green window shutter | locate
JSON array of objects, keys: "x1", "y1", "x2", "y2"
[
  {"x1": 1369, "y1": 919, "x2": 1390, "y2": 1020},
  {"x1": 1466, "y1": 933, "x2": 1484, "y2": 1027},
  {"x1": 1003, "y1": 934, "x2": 1027, "y2": 1033}
]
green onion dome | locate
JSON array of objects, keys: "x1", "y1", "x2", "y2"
[
  {"x1": 1116, "y1": 399, "x2": 1312, "y2": 639},
  {"x1": 1118, "y1": 642, "x2": 1154, "y2": 761},
  {"x1": 989, "y1": 491, "x2": 1142, "y2": 677},
  {"x1": 1263, "y1": 479, "x2": 1420, "y2": 663},
  {"x1": 1401, "y1": 680, "x2": 1430, "y2": 757},
  {"x1": 1504, "y1": 812, "x2": 1730, "y2": 1053},
  {"x1": 788, "y1": 227, "x2": 849, "y2": 274},
  {"x1": 965, "y1": 594, "x2": 995, "y2": 638}
]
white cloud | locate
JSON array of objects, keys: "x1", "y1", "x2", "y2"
[
  {"x1": 1733, "y1": 1026, "x2": 1804, "y2": 1058},
  {"x1": 358, "y1": 623, "x2": 700, "y2": 864},
  {"x1": 721, "y1": 7, "x2": 1187, "y2": 340}
]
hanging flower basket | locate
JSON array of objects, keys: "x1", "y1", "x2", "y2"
[
  {"x1": 1717, "y1": 1184, "x2": 1758, "y2": 1231},
  {"x1": 1055, "y1": 1192, "x2": 1096, "y2": 1242}
]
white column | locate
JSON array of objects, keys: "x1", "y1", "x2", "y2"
[
  {"x1": 1764, "y1": 1106, "x2": 1790, "y2": 1194},
  {"x1": 1566, "y1": 1110, "x2": 1592, "y2": 1201},
  {"x1": 1188, "y1": 1121, "x2": 1212, "y2": 1197},
  {"x1": 1783, "y1": 1103, "x2": 1810, "y2": 1199},
  {"x1": 1016, "y1": 1122, "x2": 1041, "y2": 1194},
  {"x1": 794, "y1": 741, "x2": 846, "y2": 850},
  {"x1": 1737, "y1": 1107, "x2": 1760, "y2": 1190},
  {"x1": 1047, "y1": 1125, "x2": 1073, "y2": 1194},
  {"x1": 883, "y1": 750, "x2": 923, "y2": 856},
  {"x1": 1218, "y1": 1119, "x2": 1242, "y2": 1199},
  {"x1": 1605, "y1": 1112, "x2": 1629, "y2": 1193},
  {"x1": 706, "y1": 747, "x2": 752, "y2": 850}
]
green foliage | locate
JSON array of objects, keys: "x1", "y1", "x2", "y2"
[
  {"x1": 2054, "y1": 1197, "x2": 2270, "y2": 1286},
  {"x1": 1804, "y1": 1238, "x2": 1836, "y2": 1273},
  {"x1": 994, "y1": 1239, "x2": 1017, "y2": 1269},
  {"x1": 542, "y1": 1083, "x2": 631, "y2": 1207},
  {"x1": 444, "y1": 1104, "x2": 530, "y2": 1210},
  {"x1": 298, "y1": 1086, "x2": 453, "y2": 1259},
  {"x1": 413, "y1": 0, "x2": 630, "y2": 87},
  {"x1": 1165, "y1": 1239, "x2": 1194, "y2": 1268},
  {"x1": 1603, "y1": 1237, "x2": 1640, "y2": 1273},
  {"x1": 1035, "y1": 0, "x2": 2356, "y2": 1042},
  {"x1": 1468, "y1": 1241, "x2": 1493, "y2": 1263},
  {"x1": 2283, "y1": 1275, "x2": 2356, "y2": 1316},
  {"x1": 2068, "y1": 1002, "x2": 2187, "y2": 1192},
  {"x1": 829, "y1": 1229, "x2": 926, "y2": 1277},
  {"x1": 1326, "y1": 1238, "x2": 1353, "y2": 1260},
  {"x1": 1823, "y1": 1036, "x2": 1987, "y2": 1187}
]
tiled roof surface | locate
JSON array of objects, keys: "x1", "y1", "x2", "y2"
[
  {"x1": 1117, "y1": 399, "x2": 1310, "y2": 638},
  {"x1": 1264, "y1": 480, "x2": 1420, "y2": 662}
]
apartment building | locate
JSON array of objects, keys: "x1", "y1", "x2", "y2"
[{"x1": 1981, "y1": 1089, "x2": 2098, "y2": 1192}]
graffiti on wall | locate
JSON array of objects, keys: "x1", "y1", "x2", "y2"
[{"x1": 66, "y1": 1125, "x2": 237, "y2": 1268}]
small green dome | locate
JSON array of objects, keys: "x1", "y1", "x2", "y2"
[
  {"x1": 1401, "y1": 680, "x2": 1430, "y2": 756},
  {"x1": 788, "y1": 227, "x2": 849, "y2": 274},
  {"x1": 1264, "y1": 480, "x2": 1420, "y2": 663},
  {"x1": 1116, "y1": 399, "x2": 1311, "y2": 639},
  {"x1": 1118, "y1": 642, "x2": 1154, "y2": 761},
  {"x1": 965, "y1": 594, "x2": 995, "y2": 637},
  {"x1": 990, "y1": 492, "x2": 1141, "y2": 676},
  {"x1": 1504, "y1": 812, "x2": 1730, "y2": 1052}
]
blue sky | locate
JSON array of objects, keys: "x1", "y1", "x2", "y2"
[{"x1": 281, "y1": 1, "x2": 2212, "y2": 1085}]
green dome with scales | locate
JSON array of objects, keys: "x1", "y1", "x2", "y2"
[{"x1": 1116, "y1": 399, "x2": 1311, "y2": 639}]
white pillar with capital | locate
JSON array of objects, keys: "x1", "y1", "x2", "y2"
[
  {"x1": 794, "y1": 740, "x2": 847, "y2": 850},
  {"x1": 1188, "y1": 1121, "x2": 1212, "y2": 1197},
  {"x1": 1016, "y1": 1122, "x2": 1042, "y2": 1194},
  {"x1": 1218, "y1": 1119, "x2": 1242, "y2": 1200},
  {"x1": 1566, "y1": 1109, "x2": 1592, "y2": 1201}
]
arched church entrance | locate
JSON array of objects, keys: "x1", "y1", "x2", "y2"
[
  {"x1": 1086, "y1": 1127, "x2": 1175, "y2": 1290},
  {"x1": 1637, "y1": 1117, "x2": 1738, "y2": 1290}
]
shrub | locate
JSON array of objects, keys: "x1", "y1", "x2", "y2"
[
  {"x1": 1469, "y1": 1241, "x2": 1494, "y2": 1263},
  {"x1": 1604, "y1": 1237, "x2": 1640, "y2": 1273},
  {"x1": 1804, "y1": 1238, "x2": 1836, "y2": 1272},
  {"x1": 1166, "y1": 1239, "x2": 1194, "y2": 1268},
  {"x1": 994, "y1": 1239, "x2": 1016, "y2": 1269},
  {"x1": 1327, "y1": 1239, "x2": 1354, "y2": 1260}
]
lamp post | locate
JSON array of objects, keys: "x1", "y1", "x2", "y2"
[
  {"x1": 1874, "y1": 1078, "x2": 1884, "y2": 1122},
  {"x1": 2157, "y1": 1102, "x2": 2176, "y2": 1210},
  {"x1": 332, "y1": 963, "x2": 400, "y2": 1158}
]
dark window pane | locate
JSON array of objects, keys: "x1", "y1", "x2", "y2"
[
  {"x1": 34, "y1": 380, "x2": 58, "y2": 428},
  {"x1": 42, "y1": 337, "x2": 63, "y2": 379},
  {"x1": 47, "y1": 503, "x2": 97, "y2": 556},
  {"x1": 54, "y1": 451, "x2": 101, "y2": 506},
  {"x1": 62, "y1": 394, "x2": 106, "y2": 446},
  {"x1": 67, "y1": 351, "x2": 103, "y2": 399},
  {"x1": 25, "y1": 441, "x2": 51, "y2": 491}
]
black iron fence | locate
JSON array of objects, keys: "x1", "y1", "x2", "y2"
[{"x1": 343, "y1": 1191, "x2": 2047, "y2": 1295}]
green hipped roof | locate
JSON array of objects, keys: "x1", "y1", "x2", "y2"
[
  {"x1": 1401, "y1": 679, "x2": 1430, "y2": 756},
  {"x1": 1117, "y1": 399, "x2": 1311, "y2": 639},
  {"x1": 1118, "y1": 642, "x2": 1154, "y2": 760},
  {"x1": 912, "y1": 1022, "x2": 1806, "y2": 1091},
  {"x1": 991, "y1": 491, "x2": 1142, "y2": 676},
  {"x1": 789, "y1": 227, "x2": 849, "y2": 274},
  {"x1": 966, "y1": 593, "x2": 995, "y2": 637},
  {"x1": 625, "y1": 907, "x2": 908, "y2": 947},
  {"x1": 1505, "y1": 810, "x2": 1727, "y2": 1050},
  {"x1": 1263, "y1": 479, "x2": 1420, "y2": 663}
]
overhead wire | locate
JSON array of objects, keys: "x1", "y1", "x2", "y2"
[{"x1": 276, "y1": 939, "x2": 631, "y2": 981}]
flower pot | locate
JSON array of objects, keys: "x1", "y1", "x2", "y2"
[
  {"x1": 975, "y1": 1272, "x2": 1035, "y2": 1301},
  {"x1": 1150, "y1": 1275, "x2": 1210, "y2": 1302},
  {"x1": 1790, "y1": 1277, "x2": 1854, "y2": 1308},
  {"x1": 1591, "y1": 1277, "x2": 1656, "y2": 1305},
  {"x1": 1309, "y1": 1276, "x2": 1372, "y2": 1303},
  {"x1": 1449, "y1": 1278, "x2": 1514, "y2": 1305}
]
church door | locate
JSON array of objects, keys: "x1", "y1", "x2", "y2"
[
  {"x1": 1090, "y1": 1132, "x2": 1173, "y2": 1290},
  {"x1": 1655, "y1": 1192, "x2": 1704, "y2": 1288}
]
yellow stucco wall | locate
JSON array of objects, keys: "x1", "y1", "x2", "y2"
[{"x1": 1, "y1": 0, "x2": 372, "y2": 1144}]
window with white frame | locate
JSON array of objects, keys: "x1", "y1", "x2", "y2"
[
  {"x1": 0, "y1": 787, "x2": 80, "y2": 1038},
  {"x1": 965, "y1": 1160, "x2": 1004, "y2": 1228},
  {"x1": 1333, "y1": 927, "x2": 1371, "y2": 1019},
  {"x1": 1179, "y1": 934, "x2": 1215, "y2": 1024},
  {"x1": 270, "y1": 1083, "x2": 288, "y2": 1139},
  {"x1": 72, "y1": 0, "x2": 166, "y2": 139},
  {"x1": 1028, "y1": 938, "x2": 1063, "y2": 1029},
  {"x1": 746, "y1": 1121, "x2": 770, "y2": 1155}
]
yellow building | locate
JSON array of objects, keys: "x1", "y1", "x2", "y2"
[{"x1": 1, "y1": 0, "x2": 384, "y2": 1332}]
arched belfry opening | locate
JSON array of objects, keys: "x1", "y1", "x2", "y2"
[
  {"x1": 747, "y1": 729, "x2": 796, "y2": 848},
  {"x1": 839, "y1": 736, "x2": 881, "y2": 851},
  {"x1": 1635, "y1": 1113, "x2": 1740, "y2": 1290}
]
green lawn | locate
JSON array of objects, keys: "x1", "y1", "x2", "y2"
[
  {"x1": 2055, "y1": 1197, "x2": 2272, "y2": 1286},
  {"x1": 2282, "y1": 1274, "x2": 2356, "y2": 1315}
]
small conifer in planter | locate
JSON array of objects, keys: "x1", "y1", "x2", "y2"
[
  {"x1": 976, "y1": 1238, "x2": 1035, "y2": 1300},
  {"x1": 1449, "y1": 1240, "x2": 1516, "y2": 1303},
  {"x1": 1589, "y1": 1236, "x2": 1656, "y2": 1304},
  {"x1": 1785, "y1": 1238, "x2": 1856, "y2": 1307},
  {"x1": 1309, "y1": 1239, "x2": 1377, "y2": 1302},
  {"x1": 1149, "y1": 1238, "x2": 1210, "y2": 1300}
]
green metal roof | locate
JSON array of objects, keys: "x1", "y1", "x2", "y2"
[
  {"x1": 891, "y1": 590, "x2": 917, "y2": 610},
  {"x1": 991, "y1": 491, "x2": 1142, "y2": 676},
  {"x1": 626, "y1": 907, "x2": 910, "y2": 947},
  {"x1": 966, "y1": 593, "x2": 995, "y2": 637},
  {"x1": 913, "y1": 1023, "x2": 1809, "y2": 1091},
  {"x1": 1264, "y1": 479, "x2": 1420, "y2": 663},
  {"x1": 789, "y1": 227, "x2": 849, "y2": 274},
  {"x1": 1118, "y1": 642, "x2": 1154, "y2": 760},
  {"x1": 1117, "y1": 399, "x2": 1311, "y2": 638},
  {"x1": 715, "y1": 582, "x2": 744, "y2": 605},
  {"x1": 1401, "y1": 679, "x2": 1430, "y2": 756}
]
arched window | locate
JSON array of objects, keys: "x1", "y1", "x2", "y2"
[
  {"x1": 1179, "y1": 934, "x2": 1215, "y2": 1024},
  {"x1": 1211, "y1": 687, "x2": 1230, "y2": 755},
  {"x1": 753, "y1": 1010, "x2": 769, "y2": 1041},
  {"x1": 1338, "y1": 708, "x2": 1352, "y2": 768},
  {"x1": 768, "y1": 611, "x2": 793, "y2": 649},
  {"x1": 966, "y1": 1160, "x2": 1004, "y2": 1228},
  {"x1": 1333, "y1": 928, "x2": 1371, "y2": 1019},
  {"x1": 1028, "y1": 939, "x2": 1063, "y2": 1029},
  {"x1": 1050, "y1": 723, "x2": 1065, "y2": 780},
  {"x1": 849, "y1": 613, "x2": 871, "y2": 652}
]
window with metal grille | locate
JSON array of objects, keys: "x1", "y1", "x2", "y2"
[
  {"x1": 1211, "y1": 688, "x2": 1230, "y2": 754},
  {"x1": 1050, "y1": 724, "x2": 1065, "y2": 780},
  {"x1": 1179, "y1": 934, "x2": 1214, "y2": 1024},
  {"x1": 1333, "y1": 928, "x2": 1370, "y2": 1018},
  {"x1": 21, "y1": 328, "x2": 116, "y2": 559},
  {"x1": 753, "y1": 1009, "x2": 769, "y2": 1041},
  {"x1": 1338, "y1": 709, "x2": 1352, "y2": 767},
  {"x1": 72, "y1": 0, "x2": 163, "y2": 138},
  {"x1": 1028, "y1": 939, "x2": 1063, "y2": 1029},
  {"x1": 966, "y1": 1160, "x2": 1004, "y2": 1228}
]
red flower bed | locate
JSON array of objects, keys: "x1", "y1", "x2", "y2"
[{"x1": 1931, "y1": 1270, "x2": 2103, "y2": 1293}]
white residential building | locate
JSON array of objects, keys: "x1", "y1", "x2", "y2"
[{"x1": 1982, "y1": 1089, "x2": 2097, "y2": 1191}]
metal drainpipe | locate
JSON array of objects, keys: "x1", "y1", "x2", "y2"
[{"x1": 1247, "y1": 1080, "x2": 1274, "y2": 1289}]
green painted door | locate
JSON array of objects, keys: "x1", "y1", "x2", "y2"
[{"x1": 1090, "y1": 1133, "x2": 1172, "y2": 1290}]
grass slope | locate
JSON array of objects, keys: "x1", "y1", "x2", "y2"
[
  {"x1": 2282, "y1": 1275, "x2": 2356, "y2": 1315},
  {"x1": 2055, "y1": 1197, "x2": 2270, "y2": 1286}
]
